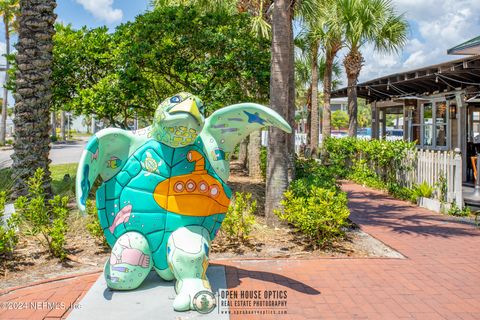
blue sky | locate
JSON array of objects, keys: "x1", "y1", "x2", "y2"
[{"x1": 1, "y1": 0, "x2": 479, "y2": 100}]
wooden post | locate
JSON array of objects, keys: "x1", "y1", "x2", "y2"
[
  {"x1": 455, "y1": 92, "x2": 467, "y2": 182},
  {"x1": 454, "y1": 148, "x2": 463, "y2": 209}
]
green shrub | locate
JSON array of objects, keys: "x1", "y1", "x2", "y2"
[
  {"x1": 387, "y1": 182, "x2": 416, "y2": 203},
  {"x1": 15, "y1": 168, "x2": 70, "y2": 260},
  {"x1": 222, "y1": 192, "x2": 256, "y2": 242},
  {"x1": 260, "y1": 146, "x2": 267, "y2": 180},
  {"x1": 0, "y1": 191, "x2": 19, "y2": 257},
  {"x1": 448, "y1": 203, "x2": 471, "y2": 217},
  {"x1": 348, "y1": 159, "x2": 385, "y2": 190},
  {"x1": 413, "y1": 182, "x2": 434, "y2": 199},
  {"x1": 86, "y1": 199, "x2": 107, "y2": 245},
  {"x1": 277, "y1": 186, "x2": 350, "y2": 248}
]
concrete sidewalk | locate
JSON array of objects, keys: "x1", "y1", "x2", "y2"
[{"x1": 1, "y1": 182, "x2": 479, "y2": 319}]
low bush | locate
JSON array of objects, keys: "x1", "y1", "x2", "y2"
[
  {"x1": 222, "y1": 192, "x2": 256, "y2": 242},
  {"x1": 86, "y1": 199, "x2": 107, "y2": 246},
  {"x1": 276, "y1": 158, "x2": 350, "y2": 248},
  {"x1": 15, "y1": 168, "x2": 70, "y2": 260},
  {"x1": 413, "y1": 182, "x2": 434, "y2": 200},
  {"x1": 0, "y1": 191, "x2": 19, "y2": 257},
  {"x1": 278, "y1": 185, "x2": 350, "y2": 248}
]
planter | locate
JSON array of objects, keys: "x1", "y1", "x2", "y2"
[{"x1": 417, "y1": 197, "x2": 451, "y2": 213}]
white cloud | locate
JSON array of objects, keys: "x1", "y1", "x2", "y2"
[
  {"x1": 76, "y1": 0, "x2": 123, "y2": 23},
  {"x1": 346, "y1": 0, "x2": 480, "y2": 83}
]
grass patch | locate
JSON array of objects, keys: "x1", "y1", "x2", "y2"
[{"x1": 0, "y1": 164, "x2": 78, "y2": 197}]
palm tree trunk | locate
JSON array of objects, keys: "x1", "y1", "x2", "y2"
[
  {"x1": 265, "y1": 0, "x2": 294, "y2": 226},
  {"x1": 322, "y1": 48, "x2": 334, "y2": 142},
  {"x1": 344, "y1": 49, "x2": 363, "y2": 137},
  {"x1": 51, "y1": 111, "x2": 56, "y2": 139},
  {"x1": 310, "y1": 40, "x2": 319, "y2": 157},
  {"x1": 12, "y1": 0, "x2": 57, "y2": 197},
  {"x1": 238, "y1": 137, "x2": 248, "y2": 169},
  {"x1": 60, "y1": 110, "x2": 66, "y2": 141},
  {"x1": 305, "y1": 85, "x2": 312, "y2": 145},
  {"x1": 0, "y1": 16, "x2": 10, "y2": 146},
  {"x1": 248, "y1": 130, "x2": 262, "y2": 179}
]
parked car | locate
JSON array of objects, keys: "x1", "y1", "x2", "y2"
[{"x1": 386, "y1": 129, "x2": 404, "y2": 141}]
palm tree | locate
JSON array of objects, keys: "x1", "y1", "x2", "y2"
[
  {"x1": 265, "y1": 0, "x2": 318, "y2": 225},
  {"x1": 319, "y1": 0, "x2": 343, "y2": 143},
  {"x1": 12, "y1": 0, "x2": 57, "y2": 197},
  {"x1": 339, "y1": 0, "x2": 407, "y2": 137},
  {"x1": 0, "y1": 0, "x2": 18, "y2": 146}
]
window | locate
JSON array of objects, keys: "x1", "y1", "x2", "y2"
[{"x1": 410, "y1": 100, "x2": 450, "y2": 149}]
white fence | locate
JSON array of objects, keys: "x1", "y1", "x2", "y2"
[{"x1": 398, "y1": 149, "x2": 463, "y2": 208}]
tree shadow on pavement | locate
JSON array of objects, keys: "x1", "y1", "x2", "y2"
[
  {"x1": 224, "y1": 265, "x2": 320, "y2": 295},
  {"x1": 346, "y1": 190, "x2": 480, "y2": 238}
]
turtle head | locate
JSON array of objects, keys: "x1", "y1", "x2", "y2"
[{"x1": 152, "y1": 92, "x2": 205, "y2": 147}]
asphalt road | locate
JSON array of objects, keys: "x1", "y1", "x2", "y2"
[{"x1": 0, "y1": 139, "x2": 87, "y2": 169}]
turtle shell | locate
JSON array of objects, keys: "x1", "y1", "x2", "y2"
[{"x1": 96, "y1": 137, "x2": 231, "y2": 271}]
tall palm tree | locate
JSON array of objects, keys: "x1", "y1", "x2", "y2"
[
  {"x1": 319, "y1": 0, "x2": 343, "y2": 143},
  {"x1": 12, "y1": 0, "x2": 56, "y2": 197},
  {"x1": 265, "y1": 0, "x2": 318, "y2": 225},
  {"x1": 0, "y1": 0, "x2": 18, "y2": 146},
  {"x1": 339, "y1": 0, "x2": 407, "y2": 137}
]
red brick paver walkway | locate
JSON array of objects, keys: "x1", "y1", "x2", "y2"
[
  {"x1": 1, "y1": 182, "x2": 480, "y2": 319},
  {"x1": 222, "y1": 183, "x2": 480, "y2": 319}
]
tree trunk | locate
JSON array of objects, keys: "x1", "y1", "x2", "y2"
[
  {"x1": 310, "y1": 40, "x2": 319, "y2": 157},
  {"x1": 0, "y1": 16, "x2": 10, "y2": 146},
  {"x1": 238, "y1": 137, "x2": 248, "y2": 169},
  {"x1": 344, "y1": 49, "x2": 363, "y2": 138},
  {"x1": 51, "y1": 111, "x2": 56, "y2": 139},
  {"x1": 265, "y1": 0, "x2": 294, "y2": 226},
  {"x1": 60, "y1": 110, "x2": 66, "y2": 141},
  {"x1": 248, "y1": 130, "x2": 262, "y2": 179},
  {"x1": 12, "y1": 0, "x2": 57, "y2": 197},
  {"x1": 322, "y1": 49, "x2": 334, "y2": 142}
]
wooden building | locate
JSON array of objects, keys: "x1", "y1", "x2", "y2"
[{"x1": 332, "y1": 55, "x2": 480, "y2": 183}]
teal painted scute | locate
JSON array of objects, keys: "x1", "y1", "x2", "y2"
[
  {"x1": 103, "y1": 228, "x2": 117, "y2": 247},
  {"x1": 151, "y1": 235, "x2": 169, "y2": 270},
  {"x1": 96, "y1": 184, "x2": 106, "y2": 210},
  {"x1": 133, "y1": 140, "x2": 174, "y2": 166},
  {"x1": 116, "y1": 171, "x2": 131, "y2": 186},
  {"x1": 104, "y1": 199, "x2": 120, "y2": 226},
  {"x1": 105, "y1": 180, "x2": 123, "y2": 200},
  {"x1": 138, "y1": 148, "x2": 171, "y2": 178},
  {"x1": 126, "y1": 170, "x2": 165, "y2": 193},
  {"x1": 165, "y1": 212, "x2": 205, "y2": 232},
  {"x1": 171, "y1": 144, "x2": 201, "y2": 167},
  {"x1": 97, "y1": 209, "x2": 109, "y2": 230},
  {"x1": 122, "y1": 158, "x2": 142, "y2": 177},
  {"x1": 120, "y1": 187, "x2": 162, "y2": 213},
  {"x1": 202, "y1": 215, "x2": 218, "y2": 233},
  {"x1": 171, "y1": 157, "x2": 196, "y2": 176},
  {"x1": 126, "y1": 211, "x2": 166, "y2": 235},
  {"x1": 85, "y1": 135, "x2": 99, "y2": 153}
]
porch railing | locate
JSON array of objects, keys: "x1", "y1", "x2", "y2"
[{"x1": 398, "y1": 149, "x2": 463, "y2": 208}]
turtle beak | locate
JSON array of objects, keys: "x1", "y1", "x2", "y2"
[{"x1": 169, "y1": 99, "x2": 202, "y2": 125}]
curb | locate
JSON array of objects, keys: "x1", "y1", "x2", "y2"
[{"x1": 0, "y1": 269, "x2": 102, "y2": 296}]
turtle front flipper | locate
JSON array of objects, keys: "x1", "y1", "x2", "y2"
[
  {"x1": 166, "y1": 226, "x2": 212, "y2": 311},
  {"x1": 75, "y1": 128, "x2": 148, "y2": 212},
  {"x1": 200, "y1": 103, "x2": 292, "y2": 182}
]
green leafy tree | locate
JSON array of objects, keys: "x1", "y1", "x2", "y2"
[
  {"x1": 332, "y1": 110, "x2": 348, "y2": 130},
  {"x1": 49, "y1": 8, "x2": 270, "y2": 126}
]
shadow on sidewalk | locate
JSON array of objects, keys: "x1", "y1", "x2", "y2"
[
  {"x1": 225, "y1": 266, "x2": 320, "y2": 295},
  {"x1": 346, "y1": 190, "x2": 479, "y2": 238}
]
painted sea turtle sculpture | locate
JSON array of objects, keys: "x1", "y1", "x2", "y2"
[{"x1": 76, "y1": 92, "x2": 291, "y2": 311}]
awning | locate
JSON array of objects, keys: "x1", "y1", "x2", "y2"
[{"x1": 448, "y1": 36, "x2": 480, "y2": 55}]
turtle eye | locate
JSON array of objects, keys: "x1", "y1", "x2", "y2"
[{"x1": 170, "y1": 95, "x2": 181, "y2": 103}]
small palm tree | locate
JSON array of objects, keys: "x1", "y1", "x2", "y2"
[
  {"x1": 0, "y1": 0, "x2": 18, "y2": 146},
  {"x1": 12, "y1": 0, "x2": 57, "y2": 197},
  {"x1": 340, "y1": 0, "x2": 407, "y2": 137}
]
